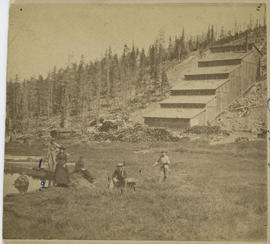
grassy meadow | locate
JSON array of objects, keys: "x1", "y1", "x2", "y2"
[{"x1": 3, "y1": 139, "x2": 267, "y2": 241}]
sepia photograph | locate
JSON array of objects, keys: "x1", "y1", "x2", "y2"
[{"x1": 2, "y1": 1, "x2": 268, "y2": 242}]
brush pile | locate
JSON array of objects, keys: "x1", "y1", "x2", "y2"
[{"x1": 88, "y1": 122, "x2": 181, "y2": 143}]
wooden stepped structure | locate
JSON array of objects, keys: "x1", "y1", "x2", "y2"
[
  {"x1": 160, "y1": 96, "x2": 215, "y2": 108},
  {"x1": 144, "y1": 45, "x2": 261, "y2": 129}
]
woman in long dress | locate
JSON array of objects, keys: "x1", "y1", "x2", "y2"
[{"x1": 55, "y1": 146, "x2": 70, "y2": 187}]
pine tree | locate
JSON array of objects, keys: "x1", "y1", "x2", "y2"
[
  {"x1": 105, "y1": 48, "x2": 112, "y2": 104},
  {"x1": 138, "y1": 48, "x2": 146, "y2": 91},
  {"x1": 195, "y1": 35, "x2": 199, "y2": 50},
  {"x1": 95, "y1": 61, "x2": 102, "y2": 122},
  {"x1": 168, "y1": 36, "x2": 174, "y2": 60},
  {"x1": 120, "y1": 44, "x2": 130, "y2": 105},
  {"x1": 149, "y1": 45, "x2": 155, "y2": 79},
  {"x1": 161, "y1": 71, "x2": 169, "y2": 94},
  {"x1": 21, "y1": 79, "x2": 29, "y2": 129},
  {"x1": 110, "y1": 54, "x2": 120, "y2": 98},
  {"x1": 152, "y1": 40, "x2": 160, "y2": 93},
  {"x1": 207, "y1": 25, "x2": 211, "y2": 44},
  {"x1": 210, "y1": 25, "x2": 214, "y2": 43},
  {"x1": 129, "y1": 43, "x2": 136, "y2": 74},
  {"x1": 174, "y1": 37, "x2": 181, "y2": 61},
  {"x1": 78, "y1": 56, "x2": 89, "y2": 131},
  {"x1": 180, "y1": 28, "x2": 187, "y2": 60},
  {"x1": 220, "y1": 25, "x2": 225, "y2": 39}
]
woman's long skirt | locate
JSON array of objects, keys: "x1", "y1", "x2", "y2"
[{"x1": 55, "y1": 164, "x2": 69, "y2": 186}]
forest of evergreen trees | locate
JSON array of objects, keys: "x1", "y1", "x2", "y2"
[{"x1": 6, "y1": 23, "x2": 266, "y2": 134}]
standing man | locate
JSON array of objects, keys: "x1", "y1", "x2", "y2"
[
  {"x1": 153, "y1": 151, "x2": 171, "y2": 183},
  {"x1": 112, "y1": 162, "x2": 127, "y2": 188}
]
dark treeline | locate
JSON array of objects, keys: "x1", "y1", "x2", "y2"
[
  {"x1": 213, "y1": 24, "x2": 266, "y2": 46},
  {"x1": 6, "y1": 23, "x2": 266, "y2": 133}
]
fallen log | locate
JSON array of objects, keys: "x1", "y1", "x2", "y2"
[{"x1": 5, "y1": 154, "x2": 42, "y2": 162}]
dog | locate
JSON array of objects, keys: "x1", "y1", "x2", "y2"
[{"x1": 107, "y1": 176, "x2": 137, "y2": 192}]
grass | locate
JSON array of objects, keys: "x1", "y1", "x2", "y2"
[{"x1": 3, "y1": 139, "x2": 267, "y2": 241}]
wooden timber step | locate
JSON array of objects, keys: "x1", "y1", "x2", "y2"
[
  {"x1": 170, "y1": 79, "x2": 228, "y2": 96},
  {"x1": 209, "y1": 43, "x2": 253, "y2": 53},
  {"x1": 160, "y1": 95, "x2": 215, "y2": 109},
  {"x1": 198, "y1": 51, "x2": 249, "y2": 67},
  {"x1": 184, "y1": 65, "x2": 239, "y2": 80},
  {"x1": 144, "y1": 108, "x2": 205, "y2": 119},
  {"x1": 198, "y1": 58, "x2": 241, "y2": 67},
  {"x1": 144, "y1": 108, "x2": 205, "y2": 128}
]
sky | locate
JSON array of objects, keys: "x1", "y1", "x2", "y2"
[{"x1": 6, "y1": 3, "x2": 265, "y2": 80}]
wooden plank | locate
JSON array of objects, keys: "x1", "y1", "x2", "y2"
[{"x1": 5, "y1": 154, "x2": 43, "y2": 162}]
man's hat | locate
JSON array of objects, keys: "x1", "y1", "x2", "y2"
[
  {"x1": 59, "y1": 145, "x2": 65, "y2": 150},
  {"x1": 117, "y1": 163, "x2": 124, "y2": 167}
]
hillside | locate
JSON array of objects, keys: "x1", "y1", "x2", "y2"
[{"x1": 5, "y1": 25, "x2": 267, "y2": 146}]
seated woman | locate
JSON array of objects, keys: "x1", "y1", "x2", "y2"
[{"x1": 55, "y1": 146, "x2": 69, "y2": 187}]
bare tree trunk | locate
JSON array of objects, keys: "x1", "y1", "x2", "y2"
[
  {"x1": 60, "y1": 85, "x2": 67, "y2": 128},
  {"x1": 47, "y1": 80, "x2": 53, "y2": 119},
  {"x1": 96, "y1": 63, "x2": 101, "y2": 123},
  {"x1": 245, "y1": 31, "x2": 248, "y2": 52},
  {"x1": 106, "y1": 60, "x2": 111, "y2": 105}
]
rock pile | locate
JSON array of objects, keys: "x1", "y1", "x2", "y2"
[
  {"x1": 228, "y1": 81, "x2": 266, "y2": 118},
  {"x1": 212, "y1": 79, "x2": 267, "y2": 136}
]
